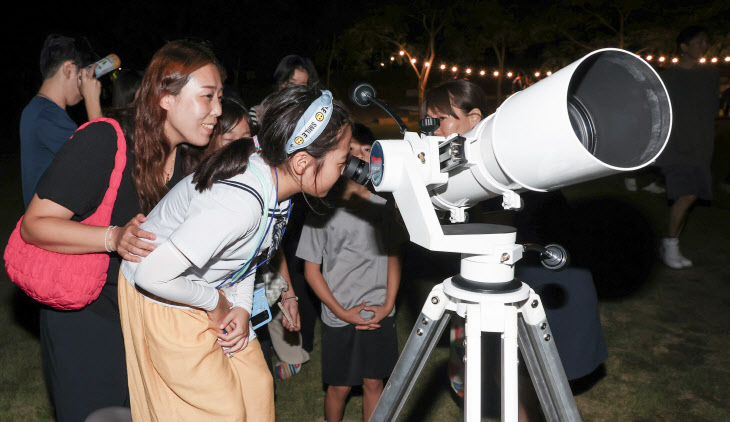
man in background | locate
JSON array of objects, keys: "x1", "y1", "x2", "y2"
[
  {"x1": 656, "y1": 25, "x2": 720, "y2": 269},
  {"x1": 20, "y1": 33, "x2": 102, "y2": 208}
]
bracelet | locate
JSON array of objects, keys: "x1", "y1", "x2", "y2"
[
  {"x1": 104, "y1": 226, "x2": 113, "y2": 253},
  {"x1": 282, "y1": 296, "x2": 298, "y2": 303},
  {"x1": 109, "y1": 226, "x2": 117, "y2": 252},
  {"x1": 104, "y1": 225, "x2": 118, "y2": 253}
]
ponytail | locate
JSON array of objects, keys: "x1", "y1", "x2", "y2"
[{"x1": 192, "y1": 138, "x2": 257, "y2": 192}]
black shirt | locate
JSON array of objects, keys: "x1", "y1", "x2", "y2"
[{"x1": 36, "y1": 120, "x2": 183, "y2": 321}]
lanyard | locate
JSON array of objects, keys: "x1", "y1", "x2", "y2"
[{"x1": 216, "y1": 166, "x2": 290, "y2": 289}]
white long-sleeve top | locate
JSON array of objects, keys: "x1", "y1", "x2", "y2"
[{"x1": 121, "y1": 153, "x2": 291, "y2": 317}]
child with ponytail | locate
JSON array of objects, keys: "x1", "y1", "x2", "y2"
[{"x1": 118, "y1": 85, "x2": 352, "y2": 421}]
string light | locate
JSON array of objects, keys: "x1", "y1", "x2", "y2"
[{"x1": 379, "y1": 50, "x2": 729, "y2": 78}]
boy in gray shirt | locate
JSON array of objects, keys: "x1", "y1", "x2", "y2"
[{"x1": 296, "y1": 123, "x2": 405, "y2": 422}]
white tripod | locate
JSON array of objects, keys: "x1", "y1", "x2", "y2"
[{"x1": 369, "y1": 224, "x2": 581, "y2": 422}]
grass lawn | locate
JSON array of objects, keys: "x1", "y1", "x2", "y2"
[{"x1": 1, "y1": 119, "x2": 729, "y2": 421}]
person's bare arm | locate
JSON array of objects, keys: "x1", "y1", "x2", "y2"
[
  {"x1": 21, "y1": 194, "x2": 157, "y2": 261},
  {"x1": 79, "y1": 64, "x2": 102, "y2": 120}
]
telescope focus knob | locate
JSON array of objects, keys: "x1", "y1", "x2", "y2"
[{"x1": 419, "y1": 118, "x2": 440, "y2": 136}]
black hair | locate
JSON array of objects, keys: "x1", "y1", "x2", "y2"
[
  {"x1": 193, "y1": 84, "x2": 351, "y2": 193},
  {"x1": 420, "y1": 79, "x2": 490, "y2": 120},
  {"x1": 39, "y1": 34, "x2": 97, "y2": 80},
  {"x1": 352, "y1": 122, "x2": 375, "y2": 146},
  {"x1": 208, "y1": 97, "x2": 253, "y2": 152},
  {"x1": 676, "y1": 25, "x2": 709, "y2": 50},
  {"x1": 111, "y1": 69, "x2": 143, "y2": 108},
  {"x1": 273, "y1": 55, "x2": 320, "y2": 89}
]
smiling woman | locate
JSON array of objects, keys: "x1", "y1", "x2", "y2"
[{"x1": 17, "y1": 39, "x2": 223, "y2": 422}]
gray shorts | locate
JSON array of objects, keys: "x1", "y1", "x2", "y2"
[{"x1": 660, "y1": 165, "x2": 713, "y2": 201}]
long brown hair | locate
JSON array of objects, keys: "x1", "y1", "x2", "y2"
[{"x1": 128, "y1": 39, "x2": 223, "y2": 213}]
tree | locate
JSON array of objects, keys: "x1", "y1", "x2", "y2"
[{"x1": 340, "y1": 1, "x2": 457, "y2": 105}]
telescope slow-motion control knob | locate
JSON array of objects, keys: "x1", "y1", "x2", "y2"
[
  {"x1": 350, "y1": 83, "x2": 376, "y2": 107},
  {"x1": 523, "y1": 243, "x2": 569, "y2": 271}
]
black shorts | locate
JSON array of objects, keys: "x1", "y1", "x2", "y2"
[
  {"x1": 321, "y1": 316, "x2": 399, "y2": 386},
  {"x1": 661, "y1": 165, "x2": 713, "y2": 201}
]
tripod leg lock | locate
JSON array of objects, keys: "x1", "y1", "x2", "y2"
[{"x1": 520, "y1": 288, "x2": 548, "y2": 326}]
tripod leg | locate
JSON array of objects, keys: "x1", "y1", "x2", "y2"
[
  {"x1": 502, "y1": 305, "x2": 519, "y2": 422},
  {"x1": 464, "y1": 303, "x2": 482, "y2": 422},
  {"x1": 518, "y1": 291, "x2": 582, "y2": 422},
  {"x1": 370, "y1": 285, "x2": 451, "y2": 422}
]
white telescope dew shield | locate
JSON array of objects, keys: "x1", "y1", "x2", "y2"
[{"x1": 428, "y1": 48, "x2": 672, "y2": 211}]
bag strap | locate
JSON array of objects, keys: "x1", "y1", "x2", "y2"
[
  {"x1": 76, "y1": 118, "x2": 127, "y2": 221},
  {"x1": 215, "y1": 161, "x2": 272, "y2": 289}
]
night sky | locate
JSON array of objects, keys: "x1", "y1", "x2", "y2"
[{"x1": 5, "y1": 0, "x2": 727, "y2": 150}]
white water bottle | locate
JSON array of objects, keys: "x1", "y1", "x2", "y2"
[{"x1": 86, "y1": 54, "x2": 122, "y2": 78}]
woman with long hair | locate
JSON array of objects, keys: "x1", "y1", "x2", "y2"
[{"x1": 20, "y1": 39, "x2": 224, "y2": 421}]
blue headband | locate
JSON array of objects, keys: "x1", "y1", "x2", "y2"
[{"x1": 285, "y1": 90, "x2": 334, "y2": 155}]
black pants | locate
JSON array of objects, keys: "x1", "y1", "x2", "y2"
[{"x1": 40, "y1": 306, "x2": 129, "y2": 421}]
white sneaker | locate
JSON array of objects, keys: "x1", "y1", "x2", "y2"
[
  {"x1": 624, "y1": 177, "x2": 638, "y2": 192},
  {"x1": 641, "y1": 181, "x2": 665, "y2": 194},
  {"x1": 659, "y1": 238, "x2": 691, "y2": 269}
]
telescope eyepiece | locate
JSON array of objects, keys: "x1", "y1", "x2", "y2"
[
  {"x1": 419, "y1": 117, "x2": 440, "y2": 136},
  {"x1": 343, "y1": 156, "x2": 370, "y2": 185}
]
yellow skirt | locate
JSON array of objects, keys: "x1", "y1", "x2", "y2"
[{"x1": 118, "y1": 272, "x2": 274, "y2": 422}]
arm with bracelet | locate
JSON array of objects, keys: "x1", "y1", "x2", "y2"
[{"x1": 276, "y1": 247, "x2": 300, "y2": 331}]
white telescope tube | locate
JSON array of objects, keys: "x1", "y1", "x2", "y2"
[{"x1": 430, "y1": 48, "x2": 672, "y2": 210}]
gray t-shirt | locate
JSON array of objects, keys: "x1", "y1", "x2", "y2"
[{"x1": 296, "y1": 193, "x2": 406, "y2": 327}]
